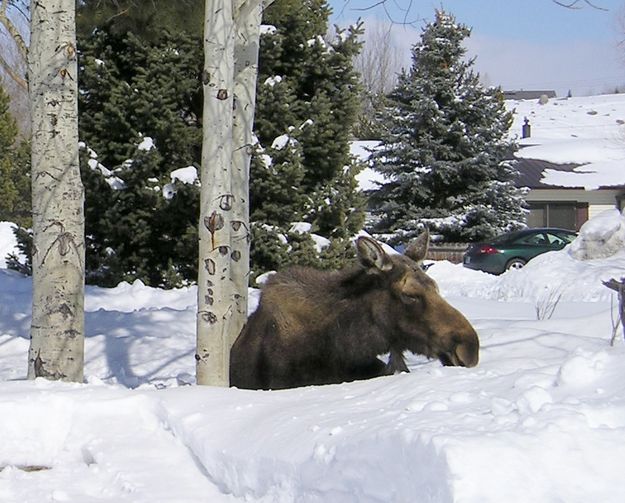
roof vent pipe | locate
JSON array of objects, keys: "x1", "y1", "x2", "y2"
[{"x1": 522, "y1": 117, "x2": 531, "y2": 139}]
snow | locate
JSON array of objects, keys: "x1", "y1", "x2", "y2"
[
  {"x1": 163, "y1": 166, "x2": 199, "y2": 199},
  {"x1": 289, "y1": 222, "x2": 331, "y2": 252},
  {"x1": 2, "y1": 209, "x2": 625, "y2": 501},
  {"x1": 508, "y1": 93, "x2": 625, "y2": 189},
  {"x1": 271, "y1": 134, "x2": 291, "y2": 150},
  {"x1": 264, "y1": 75, "x2": 282, "y2": 87},
  {"x1": 260, "y1": 25, "x2": 277, "y2": 36},
  {"x1": 569, "y1": 209, "x2": 625, "y2": 260},
  {"x1": 170, "y1": 166, "x2": 198, "y2": 185},
  {"x1": 137, "y1": 136, "x2": 155, "y2": 151},
  {"x1": 0, "y1": 222, "x2": 19, "y2": 267},
  {"x1": 82, "y1": 144, "x2": 126, "y2": 190},
  {"x1": 351, "y1": 140, "x2": 385, "y2": 191}
]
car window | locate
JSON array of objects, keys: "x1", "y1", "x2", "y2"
[
  {"x1": 545, "y1": 232, "x2": 567, "y2": 246},
  {"x1": 560, "y1": 232, "x2": 577, "y2": 243},
  {"x1": 514, "y1": 233, "x2": 547, "y2": 245},
  {"x1": 492, "y1": 232, "x2": 519, "y2": 244}
]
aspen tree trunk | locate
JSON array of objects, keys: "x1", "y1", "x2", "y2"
[
  {"x1": 27, "y1": 0, "x2": 85, "y2": 382},
  {"x1": 229, "y1": 0, "x2": 263, "y2": 356},
  {"x1": 196, "y1": 0, "x2": 237, "y2": 386}
]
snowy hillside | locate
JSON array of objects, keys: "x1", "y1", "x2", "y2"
[
  {"x1": 508, "y1": 93, "x2": 625, "y2": 189},
  {"x1": 1, "y1": 210, "x2": 625, "y2": 502}
]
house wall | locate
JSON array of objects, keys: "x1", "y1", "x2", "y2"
[
  {"x1": 526, "y1": 188, "x2": 621, "y2": 206},
  {"x1": 525, "y1": 188, "x2": 623, "y2": 229},
  {"x1": 589, "y1": 204, "x2": 620, "y2": 220}
]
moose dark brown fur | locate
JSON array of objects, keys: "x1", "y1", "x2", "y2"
[{"x1": 230, "y1": 231, "x2": 479, "y2": 390}]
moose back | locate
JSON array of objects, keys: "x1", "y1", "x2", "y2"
[{"x1": 230, "y1": 232, "x2": 479, "y2": 390}]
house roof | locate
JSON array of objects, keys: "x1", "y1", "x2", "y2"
[
  {"x1": 504, "y1": 90, "x2": 557, "y2": 100},
  {"x1": 514, "y1": 158, "x2": 581, "y2": 189},
  {"x1": 514, "y1": 158, "x2": 625, "y2": 191}
]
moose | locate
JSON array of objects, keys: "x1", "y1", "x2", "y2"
[{"x1": 230, "y1": 231, "x2": 479, "y2": 390}]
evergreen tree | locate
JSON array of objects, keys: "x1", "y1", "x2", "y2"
[
  {"x1": 0, "y1": 84, "x2": 30, "y2": 228},
  {"x1": 370, "y1": 10, "x2": 526, "y2": 243},
  {"x1": 76, "y1": 0, "x2": 204, "y2": 41},
  {"x1": 249, "y1": 0, "x2": 366, "y2": 278},
  {"x1": 12, "y1": 0, "x2": 366, "y2": 287},
  {"x1": 76, "y1": 20, "x2": 203, "y2": 287}
]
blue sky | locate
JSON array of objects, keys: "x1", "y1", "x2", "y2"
[{"x1": 328, "y1": 0, "x2": 625, "y2": 96}]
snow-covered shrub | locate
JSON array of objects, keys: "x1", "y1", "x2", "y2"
[{"x1": 569, "y1": 209, "x2": 625, "y2": 261}]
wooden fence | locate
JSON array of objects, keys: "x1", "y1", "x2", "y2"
[{"x1": 425, "y1": 243, "x2": 469, "y2": 264}]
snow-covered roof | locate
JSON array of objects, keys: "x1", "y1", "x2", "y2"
[
  {"x1": 515, "y1": 158, "x2": 625, "y2": 190},
  {"x1": 508, "y1": 93, "x2": 625, "y2": 191},
  {"x1": 352, "y1": 93, "x2": 625, "y2": 192}
]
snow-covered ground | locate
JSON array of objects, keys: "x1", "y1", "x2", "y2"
[{"x1": 1, "y1": 209, "x2": 625, "y2": 502}]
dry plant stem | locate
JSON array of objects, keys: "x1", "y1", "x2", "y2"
[{"x1": 604, "y1": 278, "x2": 625, "y2": 346}]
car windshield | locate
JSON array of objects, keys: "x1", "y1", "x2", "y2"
[
  {"x1": 545, "y1": 232, "x2": 568, "y2": 246},
  {"x1": 557, "y1": 232, "x2": 577, "y2": 243}
]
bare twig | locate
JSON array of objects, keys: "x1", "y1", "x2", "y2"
[
  {"x1": 340, "y1": 0, "x2": 422, "y2": 26},
  {"x1": 0, "y1": 0, "x2": 28, "y2": 59},
  {"x1": 604, "y1": 278, "x2": 625, "y2": 346},
  {"x1": 535, "y1": 286, "x2": 563, "y2": 320},
  {"x1": 609, "y1": 294, "x2": 621, "y2": 346},
  {"x1": 0, "y1": 53, "x2": 26, "y2": 89},
  {"x1": 552, "y1": 0, "x2": 608, "y2": 10}
]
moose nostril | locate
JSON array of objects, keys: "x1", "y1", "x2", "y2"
[{"x1": 455, "y1": 341, "x2": 479, "y2": 368}]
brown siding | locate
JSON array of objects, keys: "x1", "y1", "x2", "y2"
[{"x1": 426, "y1": 243, "x2": 468, "y2": 264}]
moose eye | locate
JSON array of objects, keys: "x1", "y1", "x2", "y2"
[{"x1": 401, "y1": 291, "x2": 422, "y2": 305}]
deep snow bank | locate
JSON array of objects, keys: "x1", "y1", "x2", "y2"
[
  {"x1": 2, "y1": 210, "x2": 625, "y2": 502},
  {"x1": 569, "y1": 208, "x2": 625, "y2": 260},
  {"x1": 3, "y1": 319, "x2": 625, "y2": 503}
]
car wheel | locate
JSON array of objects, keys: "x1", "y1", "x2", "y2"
[{"x1": 506, "y1": 258, "x2": 526, "y2": 271}]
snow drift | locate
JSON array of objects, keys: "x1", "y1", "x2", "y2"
[{"x1": 1, "y1": 202, "x2": 625, "y2": 502}]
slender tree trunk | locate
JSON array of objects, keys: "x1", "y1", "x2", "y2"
[
  {"x1": 196, "y1": 0, "x2": 237, "y2": 386},
  {"x1": 197, "y1": 0, "x2": 265, "y2": 386},
  {"x1": 27, "y1": 0, "x2": 85, "y2": 382},
  {"x1": 229, "y1": 0, "x2": 262, "y2": 354}
]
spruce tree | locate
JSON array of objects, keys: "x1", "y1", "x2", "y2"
[
  {"x1": 76, "y1": 22, "x2": 203, "y2": 287},
  {"x1": 0, "y1": 84, "x2": 30, "y2": 228},
  {"x1": 250, "y1": 0, "x2": 366, "y2": 278},
  {"x1": 11, "y1": 0, "x2": 366, "y2": 287},
  {"x1": 370, "y1": 10, "x2": 525, "y2": 243}
]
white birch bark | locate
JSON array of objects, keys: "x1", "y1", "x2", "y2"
[
  {"x1": 228, "y1": 0, "x2": 263, "y2": 352},
  {"x1": 27, "y1": 0, "x2": 85, "y2": 382},
  {"x1": 196, "y1": 0, "x2": 237, "y2": 386}
]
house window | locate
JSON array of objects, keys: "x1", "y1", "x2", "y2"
[{"x1": 527, "y1": 202, "x2": 585, "y2": 230}]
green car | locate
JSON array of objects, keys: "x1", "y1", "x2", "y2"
[{"x1": 463, "y1": 227, "x2": 578, "y2": 275}]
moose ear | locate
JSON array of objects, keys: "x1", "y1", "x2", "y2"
[
  {"x1": 405, "y1": 229, "x2": 430, "y2": 263},
  {"x1": 356, "y1": 236, "x2": 393, "y2": 272}
]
